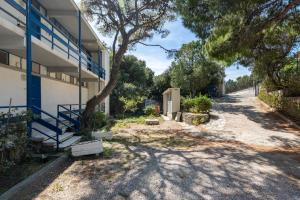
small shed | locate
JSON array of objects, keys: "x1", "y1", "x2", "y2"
[{"x1": 163, "y1": 88, "x2": 180, "y2": 119}]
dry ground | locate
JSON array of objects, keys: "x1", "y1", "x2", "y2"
[{"x1": 14, "y1": 89, "x2": 300, "y2": 200}]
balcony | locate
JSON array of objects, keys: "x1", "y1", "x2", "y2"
[{"x1": 0, "y1": 0, "x2": 105, "y2": 82}]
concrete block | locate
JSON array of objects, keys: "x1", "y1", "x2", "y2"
[
  {"x1": 71, "y1": 140, "x2": 103, "y2": 157},
  {"x1": 145, "y1": 119, "x2": 160, "y2": 125}
]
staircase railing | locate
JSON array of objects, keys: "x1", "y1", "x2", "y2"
[
  {"x1": 32, "y1": 106, "x2": 74, "y2": 132},
  {"x1": 3, "y1": 0, "x2": 106, "y2": 79},
  {"x1": 57, "y1": 105, "x2": 81, "y2": 131},
  {"x1": 0, "y1": 105, "x2": 62, "y2": 150}
]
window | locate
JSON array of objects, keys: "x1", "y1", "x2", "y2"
[
  {"x1": 65, "y1": 75, "x2": 70, "y2": 83},
  {"x1": 56, "y1": 73, "x2": 62, "y2": 80},
  {"x1": 40, "y1": 65, "x2": 47, "y2": 75},
  {"x1": 70, "y1": 76, "x2": 75, "y2": 84},
  {"x1": 9, "y1": 54, "x2": 21, "y2": 68},
  {"x1": 0, "y1": 50, "x2": 9, "y2": 65},
  {"x1": 32, "y1": 62, "x2": 40, "y2": 74},
  {"x1": 49, "y1": 72, "x2": 56, "y2": 78}
]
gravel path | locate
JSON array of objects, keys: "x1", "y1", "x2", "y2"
[
  {"x1": 196, "y1": 89, "x2": 300, "y2": 148},
  {"x1": 16, "y1": 89, "x2": 300, "y2": 200}
]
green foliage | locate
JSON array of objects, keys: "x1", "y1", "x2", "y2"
[
  {"x1": 144, "y1": 106, "x2": 156, "y2": 116},
  {"x1": 120, "y1": 96, "x2": 145, "y2": 115},
  {"x1": 176, "y1": 0, "x2": 300, "y2": 94},
  {"x1": 192, "y1": 115, "x2": 209, "y2": 125},
  {"x1": 89, "y1": 111, "x2": 107, "y2": 130},
  {"x1": 226, "y1": 75, "x2": 254, "y2": 94},
  {"x1": 258, "y1": 89, "x2": 283, "y2": 110},
  {"x1": 169, "y1": 41, "x2": 224, "y2": 96},
  {"x1": 0, "y1": 110, "x2": 31, "y2": 173},
  {"x1": 112, "y1": 116, "x2": 148, "y2": 130},
  {"x1": 102, "y1": 147, "x2": 113, "y2": 159},
  {"x1": 150, "y1": 70, "x2": 171, "y2": 103},
  {"x1": 258, "y1": 88, "x2": 300, "y2": 122},
  {"x1": 110, "y1": 55, "x2": 154, "y2": 115},
  {"x1": 182, "y1": 95, "x2": 212, "y2": 113}
]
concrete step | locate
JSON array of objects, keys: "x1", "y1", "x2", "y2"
[
  {"x1": 43, "y1": 132, "x2": 74, "y2": 145},
  {"x1": 59, "y1": 136, "x2": 82, "y2": 149},
  {"x1": 32, "y1": 129, "x2": 56, "y2": 141}
]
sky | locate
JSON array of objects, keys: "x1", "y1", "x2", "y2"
[{"x1": 76, "y1": 1, "x2": 251, "y2": 81}]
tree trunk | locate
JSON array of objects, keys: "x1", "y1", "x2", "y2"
[
  {"x1": 81, "y1": 62, "x2": 120, "y2": 128},
  {"x1": 81, "y1": 38, "x2": 129, "y2": 128}
]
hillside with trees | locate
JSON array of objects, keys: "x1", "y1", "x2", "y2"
[{"x1": 225, "y1": 75, "x2": 254, "y2": 94}]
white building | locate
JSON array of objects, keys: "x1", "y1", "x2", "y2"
[{"x1": 0, "y1": 0, "x2": 110, "y2": 149}]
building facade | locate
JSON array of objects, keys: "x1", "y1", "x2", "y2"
[{"x1": 0, "y1": 0, "x2": 110, "y2": 149}]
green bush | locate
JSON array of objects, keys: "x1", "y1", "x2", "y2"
[
  {"x1": 258, "y1": 88, "x2": 283, "y2": 109},
  {"x1": 258, "y1": 88, "x2": 300, "y2": 121},
  {"x1": 119, "y1": 96, "x2": 145, "y2": 115},
  {"x1": 144, "y1": 106, "x2": 156, "y2": 116},
  {"x1": 182, "y1": 95, "x2": 212, "y2": 113},
  {"x1": 0, "y1": 110, "x2": 31, "y2": 173},
  {"x1": 89, "y1": 111, "x2": 107, "y2": 130}
]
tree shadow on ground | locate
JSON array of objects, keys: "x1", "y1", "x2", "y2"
[
  {"x1": 216, "y1": 95, "x2": 299, "y2": 135},
  {"x1": 69, "y1": 132, "x2": 300, "y2": 200}
]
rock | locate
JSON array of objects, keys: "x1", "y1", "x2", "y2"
[
  {"x1": 145, "y1": 119, "x2": 160, "y2": 125},
  {"x1": 92, "y1": 131, "x2": 113, "y2": 140},
  {"x1": 182, "y1": 112, "x2": 209, "y2": 125}
]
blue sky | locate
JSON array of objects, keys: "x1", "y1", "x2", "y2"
[{"x1": 76, "y1": 0, "x2": 251, "y2": 80}]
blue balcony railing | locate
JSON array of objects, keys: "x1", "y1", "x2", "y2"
[{"x1": 3, "y1": 0, "x2": 106, "y2": 79}]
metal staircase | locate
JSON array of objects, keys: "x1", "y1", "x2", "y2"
[
  {"x1": 30, "y1": 105, "x2": 82, "y2": 151},
  {"x1": 0, "y1": 105, "x2": 82, "y2": 151}
]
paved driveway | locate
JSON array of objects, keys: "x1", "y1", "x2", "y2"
[
  {"x1": 16, "y1": 89, "x2": 300, "y2": 200},
  {"x1": 199, "y1": 88, "x2": 300, "y2": 148}
]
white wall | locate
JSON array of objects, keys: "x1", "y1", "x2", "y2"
[
  {"x1": 0, "y1": 65, "x2": 26, "y2": 106},
  {"x1": 0, "y1": 66, "x2": 89, "y2": 116},
  {"x1": 41, "y1": 77, "x2": 88, "y2": 116}
]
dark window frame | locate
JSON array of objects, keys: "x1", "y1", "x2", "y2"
[{"x1": 0, "y1": 50, "x2": 9, "y2": 65}]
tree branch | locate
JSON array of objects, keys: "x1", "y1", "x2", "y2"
[{"x1": 138, "y1": 42, "x2": 178, "y2": 53}]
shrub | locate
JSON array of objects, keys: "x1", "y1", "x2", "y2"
[
  {"x1": 144, "y1": 106, "x2": 156, "y2": 116},
  {"x1": 258, "y1": 88, "x2": 300, "y2": 122},
  {"x1": 258, "y1": 88, "x2": 283, "y2": 109},
  {"x1": 0, "y1": 110, "x2": 31, "y2": 173},
  {"x1": 89, "y1": 111, "x2": 107, "y2": 130},
  {"x1": 119, "y1": 96, "x2": 145, "y2": 115},
  {"x1": 182, "y1": 95, "x2": 212, "y2": 113}
]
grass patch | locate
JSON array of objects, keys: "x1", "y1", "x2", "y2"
[
  {"x1": 102, "y1": 147, "x2": 113, "y2": 159},
  {"x1": 52, "y1": 183, "x2": 64, "y2": 192},
  {"x1": 112, "y1": 115, "x2": 162, "y2": 130}
]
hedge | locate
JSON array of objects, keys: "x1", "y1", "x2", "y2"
[{"x1": 258, "y1": 89, "x2": 300, "y2": 123}]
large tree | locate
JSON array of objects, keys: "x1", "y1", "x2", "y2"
[
  {"x1": 170, "y1": 41, "x2": 224, "y2": 96},
  {"x1": 150, "y1": 69, "x2": 172, "y2": 103},
  {"x1": 176, "y1": 0, "x2": 300, "y2": 90},
  {"x1": 110, "y1": 55, "x2": 154, "y2": 115},
  {"x1": 81, "y1": 0, "x2": 175, "y2": 127}
]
